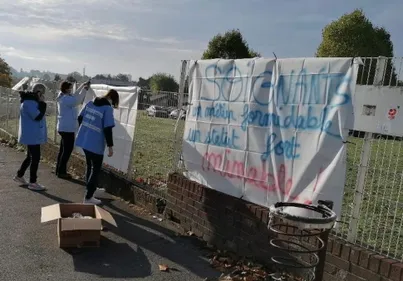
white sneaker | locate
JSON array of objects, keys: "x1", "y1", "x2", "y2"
[
  {"x1": 28, "y1": 183, "x2": 46, "y2": 191},
  {"x1": 14, "y1": 176, "x2": 28, "y2": 185},
  {"x1": 84, "y1": 197, "x2": 101, "y2": 205}
]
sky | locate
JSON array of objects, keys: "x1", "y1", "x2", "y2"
[{"x1": 0, "y1": 0, "x2": 402, "y2": 81}]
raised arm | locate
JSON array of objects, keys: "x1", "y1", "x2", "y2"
[
  {"x1": 73, "y1": 81, "x2": 90, "y2": 105},
  {"x1": 60, "y1": 83, "x2": 89, "y2": 108}
]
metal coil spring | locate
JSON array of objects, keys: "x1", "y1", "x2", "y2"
[{"x1": 268, "y1": 221, "x2": 325, "y2": 281}]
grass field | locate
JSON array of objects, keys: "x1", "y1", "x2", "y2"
[
  {"x1": 1, "y1": 106, "x2": 403, "y2": 259},
  {"x1": 341, "y1": 135, "x2": 403, "y2": 260},
  {"x1": 0, "y1": 108, "x2": 185, "y2": 184},
  {"x1": 131, "y1": 111, "x2": 185, "y2": 182}
]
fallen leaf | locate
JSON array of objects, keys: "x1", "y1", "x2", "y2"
[
  {"x1": 218, "y1": 257, "x2": 229, "y2": 263},
  {"x1": 158, "y1": 264, "x2": 169, "y2": 272}
]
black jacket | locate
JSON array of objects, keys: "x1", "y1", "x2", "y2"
[{"x1": 19, "y1": 91, "x2": 47, "y2": 121}]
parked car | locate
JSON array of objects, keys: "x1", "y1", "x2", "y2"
[
  {"x1": 169, "y1": 108, "x2": 186, "y2": 120},
  {"x1": 145, "y1": 105, "x2": 169, "y2": 118}
]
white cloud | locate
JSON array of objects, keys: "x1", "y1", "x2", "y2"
[
  {"x1": 0, "y1": 0, "x2": 204, "y2": 78},
  {"x1": 153, "y1": 47, "x2": 202, "y2": 54},
  {"x1": 0, "y1": 0, "x2": 185, "y2": 43},
  {"x1": 0, "y1": 44, "x2": 73, "y2": 63},
  {"x1": 0, "y1": 22, "x2": 129, "y2": 41},
  {"x1": 0, "y1": 0, "x2": 197, "y2": 45},
  {"x1": 137, "y1": 37, "x2": 181, "y2": 45}
]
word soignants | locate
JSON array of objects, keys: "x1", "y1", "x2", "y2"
[{"x1": 200, "y1": 64, "x2": 351, "y2": 108}]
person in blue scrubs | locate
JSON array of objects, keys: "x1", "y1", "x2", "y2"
[
  {"x1": 14, "y1": 83, "x2": 48, "y2": 191},
  {"x1": 76, "y1": 89, "x2": 119, "y2": 205},
  {"x1": 55, "y1": 80, "x2": 90, "y2": 179}
]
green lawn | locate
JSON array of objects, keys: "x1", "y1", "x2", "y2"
[
  {"x1": 0, "y1": 109, "x2": 185, "y2": 184},
  {"x1": 341, "y1": 136, "x2": 403, "y2": 260},
  {"x1": 131, "y1": 111, "x2": 185, "y2": 183},
  {"x1": 1, "y1": 107, "x2": 403, "y2": 259}
]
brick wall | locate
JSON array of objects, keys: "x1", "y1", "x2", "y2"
[
  {"x1": 165, "y1": 173, "x2": 403, "y2": 281},
  {"x1": 165, "y1": 172, "x2": 275, "y2": 261},
  {"x1": 41, "y1": 142, "x2": 164, "y2": 213},
  {"x1": 3, "y1": 125, "x2": 403, "y2": 281},
  {"x1": 0, "y1": 127, "x2": 166, "y2": 213}
]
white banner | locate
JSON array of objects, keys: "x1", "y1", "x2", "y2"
[
  {"x1": 182, "y1": 58, "x2": 359, "y2": 216},
  {"x1": 77, "y1": 84, "x2": 139, "y2": 174}
]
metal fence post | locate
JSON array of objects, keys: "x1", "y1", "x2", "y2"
[
  {"x1": 177, "y1": 60, "x2": 187, "y2": 111},
  {"x1": 5, "y1": 87, "x2": 9, "y2": 131},
  {"x1": 347, "y1": 132, "x2": 373, "y2": 242},
  {"x1": 315, "y1": 200, "x2": 334, "y2": 281},
  {"x1": 14, "y1": 89, "x2": 18, "y2": 137},
  {"x1": 53, "y1": 84, "x2": 58, "y2": 143},
  {"x1": 126, "y1": 88, "x2": 140, "y2": 181},
  {"x1": 373, "y1": 57, "x2": 387, "y2": 86},
  {"x1": 171, "y1": 60, "x2": 188, "y2": 172}
]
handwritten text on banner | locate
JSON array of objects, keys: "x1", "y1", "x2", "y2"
[{"x1": 182, "y1": 58, "x2": 359, "y2": 217}]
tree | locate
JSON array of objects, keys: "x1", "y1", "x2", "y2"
[
  {"x1": 54, "y1": 74, "x2": 61, "y2": 81},
  {"x1": 137, "y1": 77, "x2": 150, "y2": 89},
  {"x1": 0, "y1": 55, "x2": 12, "y2": 88},
  {"x1": 68, "y1": 71, "x2": 82, "y2": 83},
  {"x1": 316, "y1": 9, "x2": 397, "y2": 85},
  {"x1": 66, "y1": 75, "x2": 76, "y2": 83},
  {"x1": 202, "y1": 29, "x2": 260, "y2": 60},
  {"x1": 93, "y1": 74, "x2": 107, "y2": 80},
  {"x1": 149, "y1": 73, "x2": 179, "y2": 92},
  {"x1": 116, "y1": 73, "x2": 130, "y2": 82},
  {"x1": 42, "y1": 73, "x2": 51, "y2": 81}
]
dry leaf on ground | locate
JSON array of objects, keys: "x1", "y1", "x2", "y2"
[{"x1": 158, "y1": 264, "x2": 169, "y2": 272}]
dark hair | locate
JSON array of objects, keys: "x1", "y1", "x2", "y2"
[
  {"x1": 32, "y1": 83, "x2": 46, "y2": 96},
  {"x1": 60, "y1": 81, "x2": 72, "y2": 93},
  {"x1": 105, "y1": 89, "x2": 119, "y2": 108}
]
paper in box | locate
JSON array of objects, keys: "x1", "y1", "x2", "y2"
[{"x1": 41, "y1": 203, "x2": 117, "y2": 248}]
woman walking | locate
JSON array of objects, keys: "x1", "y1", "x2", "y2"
[
  {"x1": 55, "y1": 80, "x2": 90, "y2": 178},
  {"x1": 14, "y1": 83, "x2": 48, "y2": 191},
  {"x1": 75, "y1": 89, "x2": 119, "y2": 204}
]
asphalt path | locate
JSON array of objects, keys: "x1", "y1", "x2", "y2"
[{"x1": 0, "y1": 144, "x2": 219, "y2": 281}]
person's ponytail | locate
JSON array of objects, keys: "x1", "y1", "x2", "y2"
[{"x1": 104, "y1": 89, "x2": 119, "y2": 108}]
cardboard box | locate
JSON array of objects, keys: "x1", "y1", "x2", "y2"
[{"x1": 41, "y1": 203, "x2": 117, "y2": 248}]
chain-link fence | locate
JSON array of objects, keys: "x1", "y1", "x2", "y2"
[
  {"x1": 129, "y1": 88, "x2": 186, "y2": 189},
  {"x1": 174, "y1": 57, "x2": 403, "y2": 262},
  {"x1": 0, "y1": 77, "x2": 187, "y2": 192},
  {"x1": 2, "y1": 57, "x2": 403, "y2": 261},
  {"x1": 334, "y1": 131, "x2": 403, "y2": 261}
]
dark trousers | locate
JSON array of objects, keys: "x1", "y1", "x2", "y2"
[
  {"x1": 17, "y1": 145, "x2": 41, "y2": 183},
  {"x1": 83, "y1": 149, "x2": 103, "y2": 199},
  {"x1": 56, "y1": 132, "x2": 75, "y2": 175}
]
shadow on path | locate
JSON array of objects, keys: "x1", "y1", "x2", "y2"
[{"x1": 38, "y1": 191, "x2": 219, "y2": 279}]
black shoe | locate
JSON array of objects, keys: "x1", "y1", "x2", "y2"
[{"x1": 58, "y1": 173, "x2": 72, "y2": 179}]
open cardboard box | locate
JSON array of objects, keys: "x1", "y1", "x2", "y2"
[{"x1": 41, "y1": 203, "x2": 117, "y2": 248}]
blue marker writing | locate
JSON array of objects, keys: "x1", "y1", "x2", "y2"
[{"x1": 261, "y1": 133, "x2": 301, "y2": 160}]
